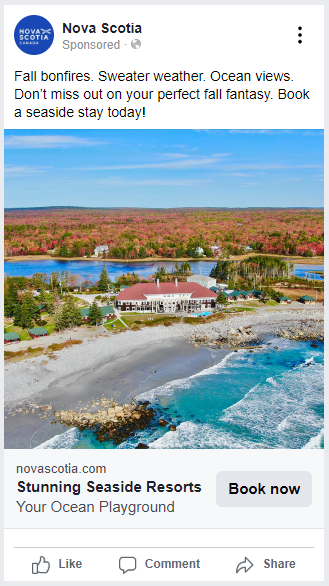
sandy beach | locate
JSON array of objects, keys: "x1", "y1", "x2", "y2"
[{"x1": 4, "y1": 308, "x2": 324, "y2": 449}]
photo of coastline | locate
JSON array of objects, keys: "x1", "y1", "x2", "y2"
[{"x1": 4, "y1": 129, "x2": 324, "y2": 450}]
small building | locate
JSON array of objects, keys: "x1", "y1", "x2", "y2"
[
  {"x1": 211, "y1": 245, "x2": 222, "y2": 256},
  {"x1": 222, "y1": 289, "x2": 263, "y2": 302},
  {"x1": 79, "y1": 308, "x2": 90, "y2": 322},
  {"x1": 28, "y1": 327, "x2": 48, "y2": 339},
  {"x1": 79, "y1": 306, "x2": 115, "y2": 323},
  {"x1": 278, "y1": 296, "x2": 291, "y2": 305},
  {"x1": 231, "y1": 290, "x2": 244, "y2": 301},
  {"x1": 249, "y1": 289, "x2": 264, "y2": 299},
  {"x1": 4, "y1": 332, "x2": 20, "y2": 345},
  {"x1": 94, "y1": 245, "x2": 109, "y2": 257},
  {"x1": 299, "y1": 295, "x2": 315, "y2": 305},
  {"x1": 100, "y1": 305, "x2": 115, "y2": 320},
  {"x1": 195, "y1": 247, "x2": 204, "y2": 256},
  {"x1": 223, "y1": 291, "x2": 234, "y2": 302},
  {"x1": 187, "y1": 274, "x2": 217, "y2": 289},
  {"x1": 120, "y1": 285, "x2": 130, "y2": 292}
]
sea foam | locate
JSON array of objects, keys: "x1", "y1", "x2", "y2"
[{"x1": 34, "y1": 428, "x2": 80, "y2": 449}]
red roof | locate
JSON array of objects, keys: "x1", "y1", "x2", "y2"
[{"x1": 117, "y1": 282, "x2": 217, "y2": 301}]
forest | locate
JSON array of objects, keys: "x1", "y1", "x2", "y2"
[{"x1": 4, "y1": 207, "x2": 324, "y2": 259}]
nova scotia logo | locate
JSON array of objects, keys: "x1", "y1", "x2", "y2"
[{"x1": 14, "y1": 15, "x2": 54, "y2": 55}]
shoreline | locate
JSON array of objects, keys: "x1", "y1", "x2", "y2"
[
  {"x1": 5, "y1": 308, "x2": 323, "y2": 406},
  {"x1": 4, "y1": 339, "x2": 229, "y2": 449},
  {"x1": 4, "y1": 254, "x2": 325, "y2": 264},
  {"x1": 4, "y1": 255, "x2": 218, "y2": 263},
  {"x1": 4, "y1": 308, "x2": 324, "y2": 449}
]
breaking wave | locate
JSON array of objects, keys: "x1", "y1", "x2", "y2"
[
  {"x1": 34, "y1": 428, "x2": 80, "y2": 449},
  {"x1": 33, "y1": 338, "x2": 324, "y2": 450}
]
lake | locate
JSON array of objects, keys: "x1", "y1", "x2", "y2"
[{"x1": 4, "y1": 259, "x2": 324, "y2": 282}]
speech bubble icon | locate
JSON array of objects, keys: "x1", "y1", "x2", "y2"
[{"x1": 119, "y1": 557, "x2": 137, "y2": 574}]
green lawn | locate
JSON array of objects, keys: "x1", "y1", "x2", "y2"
[
  {"x1": 238, "y1": 300, "x2": 263, "y2": 308},
  {"x1": 45, "y1": 323, "x2": 56, "y2": 334},
  {"x1": 104, "y1": 319, "x2": 127, "y2": 331},
  {"x1": 5, "y1": 316, "x2": 56, "y2": 340},
  {"x1": 122, "y1": 314, "x2": 179, "y2": 327},
  {"x1": 5, "y1": 325, "x2": 32, "y2": 341}
]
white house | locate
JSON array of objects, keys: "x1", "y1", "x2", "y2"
[
  {"x1": 211, "y1": 245, "x2": 222, "y2": 256},
  {"x1": 187, "y1": 274, "x2": 217, "y2": 289},
  {"x1": 94, "y1": 245, "x2": 109, "y2": 256},
  {"x1": 195, "y1": 247, "x2": 204, "y2": 256},
  {"x1": 216, "y1": 283, "x2": 228, "y2": 290}
]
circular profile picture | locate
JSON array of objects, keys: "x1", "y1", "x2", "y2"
[{"x1": 14, "y1": 15, "x2": 54, "y2": 55}]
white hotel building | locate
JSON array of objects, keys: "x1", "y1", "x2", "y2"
[{"x1": 116, "y1": 279, "x2": 217, "y2": 313}]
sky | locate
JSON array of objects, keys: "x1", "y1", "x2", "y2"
[{"x1": 4, "y1": 129, "x2": 324, "y2": 208}]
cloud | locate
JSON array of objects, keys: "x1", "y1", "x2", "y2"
[
  {"x1": 96, "y1": 176, "x2": 213, "y2": 187},
  {"x1": 73, "y1": 154, "x2": 229, "y2": 171},
  {"x1": 4, "y1": 135, "x2": 105, "y2": 149},
  {"x1": 228, "y1": 172, "x2": 253, "y2": 177},
  {"x1": 4, "y1": 164, "x2": 48, "y2": 175},
  {"x1": 301, "y1": 131, "x2": 324, "y2": 136},
  {"x1": 228, "y1": 129, "x2": 287, "y2": 135},
  {"x1": 224, "y1": 163, "x2": 322, "y2": 171}
]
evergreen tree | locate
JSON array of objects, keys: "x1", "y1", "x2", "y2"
[
  {"x1": 38, "y1": 289, "x2": 56, "y2": 315},
  {"x1": 54, "y1": 297, "x2": 82, "y2": 330},
  {"x1": 14, "y1": 293, "x2": 40, "y2": 328},
  {"x1": 88, "y1": 300, "x2": 103, "y2": 325},
  {"x1": 4, "y1": 278, "x2": 19, "y2": 316},
  {"x1": 98, "y1": 265, "x2": 109, "y2": 292},
  {"x1": 216, "y1": 292, "x2": 228, "y2": 306}
]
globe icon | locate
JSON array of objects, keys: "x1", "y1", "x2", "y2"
[{"x1": 131, "y1": 39, "x2": 141, "y2": 49}]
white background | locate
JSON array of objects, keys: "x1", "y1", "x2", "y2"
[
  {"x1": 4, "y1": 4, "x2": 324, "y2": 129},
  {"x1": 4, "y1": 450, "x2": 324, "y2": 580},
  {"x1": 4, "y1": 450, "x2": 324, "y2": 529},
  {"x1": 2, "y1": 3, "x2": 325, "y2": 582}
]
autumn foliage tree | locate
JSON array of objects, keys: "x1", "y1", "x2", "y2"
[{"x1": 4, "y1": 207, "x2": 324, "y2": 259}]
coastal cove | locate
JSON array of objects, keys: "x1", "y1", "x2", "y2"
[
  {"x1": 4, "y1": 309, "x2": 324, "y2": 450},
  {"x1": 4, "y1": 259, "x2": 324, "y2": 281}
]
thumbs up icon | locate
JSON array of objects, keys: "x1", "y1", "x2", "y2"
[{"x1": 32, "y1": 556, "x2": 50, "y2": 574}]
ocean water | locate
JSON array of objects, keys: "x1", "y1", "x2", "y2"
[{"x1": 34, "y1": 338, "x2": 324, "y2": 450}]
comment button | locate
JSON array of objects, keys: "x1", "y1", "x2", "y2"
[{"x1": 119, "y1": 557, "x2": 137, "y2": 574}]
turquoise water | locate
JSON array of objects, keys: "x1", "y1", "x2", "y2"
[
  {"x1": 192, "y1": 312, "x2": 212, "y2": 317},
  {"x1": 35, "y1": 338, "x2": 324, "y2": 450}
]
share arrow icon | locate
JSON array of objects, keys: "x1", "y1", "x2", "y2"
[{"x1": 236, "y1": 557, "x2": 253, "y2": 573}]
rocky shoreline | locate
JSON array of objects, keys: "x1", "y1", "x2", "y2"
[
  {"x1": 189, "y1": 326, "x2": 261, "y2": 349},
  {"x1": 53, "y1": 397, "x2": 157, "y2": 445},
  {"x1": 279, "y1": 320, "x2": 324, "y2": 343},
  {"x1": 188, "y1": 316, "x2": 323, "y2": 349},
  {"x1": 4, "y1": 308, "x2": 324, "y2": 449}
]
